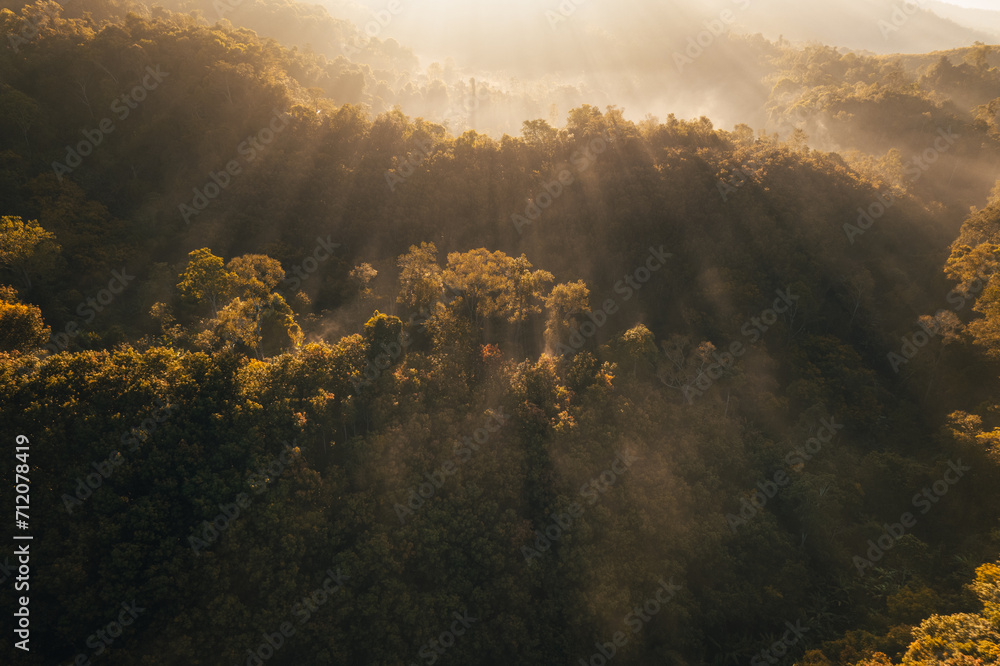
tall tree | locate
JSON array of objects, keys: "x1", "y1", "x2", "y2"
[
  {"x1": 177, "y1": 248, "x2": 234, "y2": 317},
  {"x1": 0, "y1": 216, "x2": 59, "y2": 290}
]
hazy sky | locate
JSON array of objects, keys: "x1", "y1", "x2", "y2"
[{"x1": 939, "y1": 0, "x2": 1000, "y2": 8}]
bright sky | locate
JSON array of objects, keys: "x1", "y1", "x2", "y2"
[{"x1": 937, "y1": 0, "x2": 1000, "y2": 9}]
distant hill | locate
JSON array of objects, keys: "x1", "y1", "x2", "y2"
[{"x1": 927, "y1": 0, "x2": 1000, "y2": 43}]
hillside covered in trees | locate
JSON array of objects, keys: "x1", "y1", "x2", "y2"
[{"x1": 3, "y1": 1, "x2": 1000, "y2": 664}]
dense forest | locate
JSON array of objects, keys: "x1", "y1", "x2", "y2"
[{"x1": 3, "y1": 0, "x2": 1000, "y2": 664}]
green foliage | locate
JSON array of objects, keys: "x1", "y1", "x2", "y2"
[
  {"x1": 396, "y1": 242, "x2": 443, "y2": 314},
  {"x1": 177, "y1": 248, "x2": 233, "y2": 316},
  {"x1": 4, "y1": 6, "x2": 1000, "y2": 665},
  {"x1": 0, "y1": 285, "x2": 48, "y2": 351},
  {"x1": 0, "y1": 215, "x2": 59, "y2": 289}
]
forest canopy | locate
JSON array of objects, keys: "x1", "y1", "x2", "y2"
[{"x1": 3, "y1": 1, "x2": 1000, "y2": 664}]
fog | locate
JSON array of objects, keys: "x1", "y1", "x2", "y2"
[{"x1": 300, "y1": 0, "x2": 1000, "y2": 136}]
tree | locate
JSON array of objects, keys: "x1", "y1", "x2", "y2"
[
  {"x1": 217, "y1": 293, "x2": 301, "y2": 359},
  {"x1": 397, "y1": 242, "x2": 443, "y2": 314},
  {"x1": 226, "y1": 254, "x2": 285, "y2": 305},
  {"x1": 522, "y1": 119, "x2": 558, "y2": 147},
  {"x1": 349, "y1": 262, "x2": 378, "y2": 320},
  {"x1": 0, "y1": 286, "x2": 48, "y2": 352},
  {"x1": 544, "y1": 280, "x2": 590, "y2": 350},
  {"x1": 889, "y1": 561, "x2": 1000, "y2": 665},
  {"x1": 617, "y1": 323, "x2": 656, "y2": 376},
  {"x1": 177, "y1": 248, "x2": 234, "y2": 317},
  {"x1": 0, "y1": 216, "x2": 59, "y2": 290},
  {"x1": 442, "y1": 249, "x2": 551, "y2": 334},
  {"x1": 0, "y1": 85, "x2": 39, "y2": 149},
  {"x1": 507, "y1": 254, "x2": 554, "y2": 325}
]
